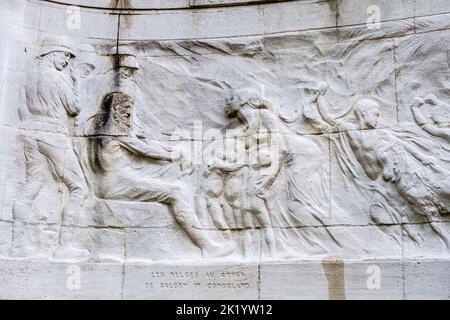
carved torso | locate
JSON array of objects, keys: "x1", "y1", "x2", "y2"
[
  {"x1": 346, "y1": 129, "x2": 383, "y2": 181},
  {"x1": 24, "y1": 65, "x2": 78, "y2": 133}
]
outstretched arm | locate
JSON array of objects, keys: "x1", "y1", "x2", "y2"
[
  {"x1": 316, "y1": 95, "x2": 340, "y2": 127},
  {"x1": 303, "y1": 92, "x2": 334, "y2": 132},
  {"x1": 117, "y1": 137, "x2": 174, "y2": 161},
  {"x1": 411, "y1": 97, "x2": 450, "y2": 141},
  {"x1": 403, "y1": 142, "x2": 437, "y2": 166},
  {"x1": 210, "y1": 159, "x2": 246, "y2": 173},
  {"x1": 411, "y1": 97, "x2": 429, "y2": 126},
  {"x1": 389, "y1": 133, "x2": 437, "y2": 166},
  {"x1": 424, "y1": 93, "x2": 450, "y2": 109},
  {"x1": 420, "y1": 123, "x2": 450, "y2": 141}
]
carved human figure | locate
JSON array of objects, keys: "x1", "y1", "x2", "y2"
[
  {"x1": 16, "y1": 36, "x2": 91, "y2": 224},
  {"x1": 197, "y1": 147, "x2": 244, "y2": 232},
  {"x1": 304, "y1": 88, "x2": 384, "y2": 180},
  {"x1": 304, "y1": 86, "x2": 449, "y2": 246},
  {"x1": 110, "y1": 46, "x2": 140, "y2": 95},
  {"x1": 221, "y1": 88, "x2": 292, "y2": 257},
  {"x1": 304, "y1": 86, "x2": 435, "y2": 181},
  {"x1": 88, "y1": 92, "x2": 233, "y2": 258},
  {"x1": 411, "y1": 95, "x2": 450, "y2": 142}
]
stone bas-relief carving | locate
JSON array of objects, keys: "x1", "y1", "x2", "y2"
[
  {"x1": 88, "y1": 91, "x2": 234, "y2": 258},
  {"x1": 303, "y1": 86, "x2": 450, "y2": 246},
  {"x1": 1, "y1": 0, "x2": 450, "y2": 300},
  {"x1": 7, "y1": 30, "x2": 450, "y2": 263},
  {"x1": 12, "y1": 36, "x2": 95, "y2": 259}
]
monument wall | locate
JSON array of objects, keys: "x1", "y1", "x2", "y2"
[{"x1": 0, "y1": 0, "x2": 449, "y2": 299}]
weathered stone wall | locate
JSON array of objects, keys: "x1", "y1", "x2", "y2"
[{"x1": 0, "y1": 0, "x2": 449, "y2": 299}]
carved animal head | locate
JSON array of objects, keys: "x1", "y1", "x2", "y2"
[{"x1": 354, "y1": 99, "x2": 381, "y2": 129}]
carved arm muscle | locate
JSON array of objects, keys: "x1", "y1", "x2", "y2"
[{"x1": 118, "y1": 137, "x2": 173, "y2": 161}]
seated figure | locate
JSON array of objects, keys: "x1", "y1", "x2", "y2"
[{"x1": 88, "y1": 91, "x2": 233, "y2": 258}]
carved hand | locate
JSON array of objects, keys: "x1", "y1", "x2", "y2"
[
  {"x1": 303, "y1": 105, "x2": 318, "y2": 120},
  {"x1": 412, "y1": 97, "x2": 425, "y2": 108},
  {"x1": 411, "y1": 98, "x2": 430, "y2": 126},
  {"x1": 423, "y1": 93, "x2": 438, "y2": 105}
]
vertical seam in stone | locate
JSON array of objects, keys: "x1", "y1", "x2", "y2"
[
  {"x1": 115, "y1": 11, "x2": 125, "y2": 300},
  {"x1": 121, "y1": 260, "x2": 126, "y2": 300},
  {"x1": 57, "y1": 136, "x2": 69, "y2": 245},
  {"x1": 392, "y1": 37, "x2": 405, "y2": 298},
  {"x1": 335, "y1": 0, "x2": 340, "y2": 43},
  {"x1": 257, "y1": 262, "x2": 261, "y2": 300},
  {"x1": 413, "y1": 0, "x2": 417, "y2": 34},
  {"x1": 116, "y1": 13, "x2": 121, "y2": 53},
  {"x1": 1, "y1": 153, "x2": 7, "y2": 222},
  {"x1": 401, "y1": 219, "x2": 406, "y2": 299},
  {"x1": 121, "y1": 228, "x2": 127, "y2": 300},
  {"x1": 259, "y1": 24, "x2": 264, "y2": 270},
  {"x1": 328, "y1": 135, "x2": 332, "y2": 221},
  {"x1": 392, "y1": 39, "x2": 400, "y2": 125},
  {"x1": 401, "y1": 226, "x2": 406, "y2": 299}
]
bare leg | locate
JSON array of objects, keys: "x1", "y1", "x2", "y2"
[
  {"x1": 220, "y1": 199, "x2": 237, "y2": 229},
  {"x1": 242, "y1": 211, "x2": 254, "y2": 258},
  {"x1": 196, "y1": 194, "x2": 211, "y2": 228},
  {"x1": 254, "y1": 201, "x2": 277, "y2": 257},
  {"x1": 171, "y1": 191, "x2": 234, "y2": 257},
  {"x1": 207, "y1": 197, "x2": 230, "y2": 230},
  {"x1": 37, "y1": 137, "x2": 88, "y2": 223}
]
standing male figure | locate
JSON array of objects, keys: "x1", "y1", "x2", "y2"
[{"x1": 16, "y1": 36, "x2": 89, "y2": 225}]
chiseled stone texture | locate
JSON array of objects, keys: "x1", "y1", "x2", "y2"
[
  {"x1": 123, "y1": 262, "x2": 258, "y2": 299},
  {"x1": 260, "y1": 259, "x2": 450, "y2": 300},
  {"x1": 0, "y1": 259, "x2": 123, "y2": 300},
  {"x1": 0, "y1": 0, "x2": 449, "y2": 299}
]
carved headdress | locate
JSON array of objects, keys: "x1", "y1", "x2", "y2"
[
  {"x1": 37, "y1": 35, "x2": 76, "y2": 58},
  {"x1": 110, "y1": 45, "x2": 139, "y2": 70}
]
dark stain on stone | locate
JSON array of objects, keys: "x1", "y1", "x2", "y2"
[
  {"x1": 109, "y1": 0, "x2": 133, "y2": 9},
  {"x1": 322, "y1": 257, "x2": 346, "y2": 300},
  {"x1": 122, "y1": 14, "x2": 134, "y2": 29},
  {"x1": 109, "y1": 53, "x2": 121, "y2": 89},
  {"x1": 110, "y1": 0, "x2": 134, "y2": 28},
  {"x1": 88, "y1": 92, "x2": 131, "y2": 173},
  {"x1": 325, "y1": 0, "x2": 337, "y2": 12}
]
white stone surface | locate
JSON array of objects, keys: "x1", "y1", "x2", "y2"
[
  {"x1": 0, "y1": 0, "x2": 449, "y2": 299},
  {"x1": 0, "y1": 259, "x2": 123, "y2": 299},
  {"x1": 123, "y1": 262, "x2": 258, "y2": 299},
  {"x1": 260, "y1": 260, "x2": 405, "y2": 300}
]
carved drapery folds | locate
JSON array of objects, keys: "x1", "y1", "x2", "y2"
[{"x1": 7, "y1": 29, "x2": 450, "y2": 263}]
